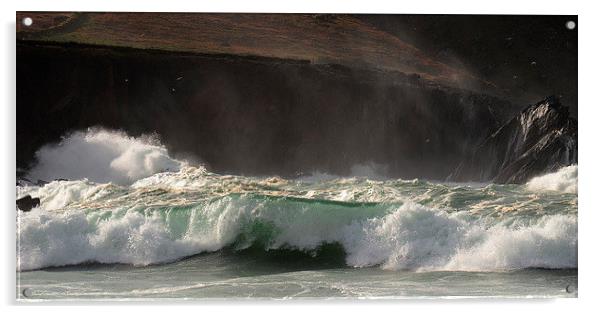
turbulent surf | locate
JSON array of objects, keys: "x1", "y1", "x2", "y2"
[{"x1": 17, "y1": 129, "x2": 577, "y2": 274}]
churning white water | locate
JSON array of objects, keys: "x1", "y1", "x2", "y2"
[
  {"x1": 17, "y1": 198, "x2": 576, "y2": 271},
  {"x1": 17, "y1": 129, "x2": 578, "y2": 276},
  {"x1": 26, "y1": 129, "x2": 184, "y2": 185},
  {"x1": 526, "y1": 165, "x2": 578, "y2": 193}
]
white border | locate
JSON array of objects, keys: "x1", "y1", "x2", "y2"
[
  {"x1": 2, "y1": 0, "x2": 599, "y2": 313},
  {"x1": 7, "y1": 0, "x2": 581, "y2": 14}
]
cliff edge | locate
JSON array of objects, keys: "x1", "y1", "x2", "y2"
[{"x1": 450, "y1": 96, "x2": 577, "y2": 184}]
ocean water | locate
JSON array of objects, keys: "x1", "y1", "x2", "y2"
[{"x1": 16, "y1": 130, "x2": 578, "y2": 300}]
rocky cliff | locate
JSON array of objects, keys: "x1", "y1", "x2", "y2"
[
  {"x1": 449, "y1": 96, "x2": 577, "y2": 184},
  {"x1": 17, "y1": 41, "x2": 516, "y2": 180}
]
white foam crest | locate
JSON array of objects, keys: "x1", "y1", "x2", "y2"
[
  {"x1": 445, "y1": 215, "x2": 577, "y2": 270},
  {"x1": 526, "y1": 165, "x2": 578, "y2": 194},
  {"x1": 344, "y1": 203, "x2": 576, "y2": 271},
  {"x1": 130, "y1": 166, "x2": 212, "y2": 189},
  {"x1": 344, "y1": 203, "x2": 467, "y2": 270},
  {"x1": 17, "y1": 196, "x2": 268, "y2": 270},
  {"x1": 17, "y1": 180, "x2": 115, "y2": 211},
  {"x1": 17, "y1": 198, "x2": 577, "y2": 271},
  {"x1": 17, "y1": 210, "x2": 206, "y2": 271},
  {"x1": 27, "y1": 129, "x2": 185, "y2": 185}
]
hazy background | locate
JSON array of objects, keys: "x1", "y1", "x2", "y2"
[{"x1": 359, "y1": 15, "x2": 578, "y2": 116}]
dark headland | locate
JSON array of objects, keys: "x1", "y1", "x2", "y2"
[{"x1": 16, "y1": 13, "x2": 577, "y2": 183}]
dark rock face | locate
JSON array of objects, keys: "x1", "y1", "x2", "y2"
[
  {"x1": 449, "y1": 96, "x2": 577, "y2": 184},
  {"x1": 16, "y1": 195, "x2": 40, "y2": 212},
  {"x1": 17, "y1": 42, "x2": 519, "y2": 180}
]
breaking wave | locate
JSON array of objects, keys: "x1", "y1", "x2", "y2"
[
  {"x1": 17, "y1": 128, "x2": 577, "y2": 272},
  {"x1": 526, "y1": 165, "x2": 578, "y2": 194},
  {"x1": 26, "y1": 129, "x2": 184, "y2": 185},
  {"x1": 17, "y1": 194, "x2": 576, "y2": 271}
]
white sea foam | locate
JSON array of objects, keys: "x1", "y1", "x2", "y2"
[
  {"x1": 17, "y1": 179, "x2": 116, "y2": 211},
  {"x1": 18, "y1": 210, "x2": 206, "y2": 271},
  {"x1": 526, "y1": 165, "x2": 578, "y2": 194},
  {"x1": 17, "y1": 129, "x2": 577, "y2": 272},
  {"x1": 27, "y1": 129, "x2": 184, "y2": 185},
  {"x1": 131, "y1": 166, "x2": 212, "y2": 189},
  {"x1": 17, "y1": 199, "x2": 577, "y2": 271},
  {"x1": 445, "y1": 214, "x2": 577, "y2": 270},
  {"x1": 344, "y1": 203, "x2": 576, "y2": 271}
]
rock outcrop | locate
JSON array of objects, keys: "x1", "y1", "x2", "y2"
[
  {"x1": 16, "y1": 195, "x2": 40, "y2": 212},
  {"x1": 449, "y1": 96, "x2": 577, "y2": 184}
]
